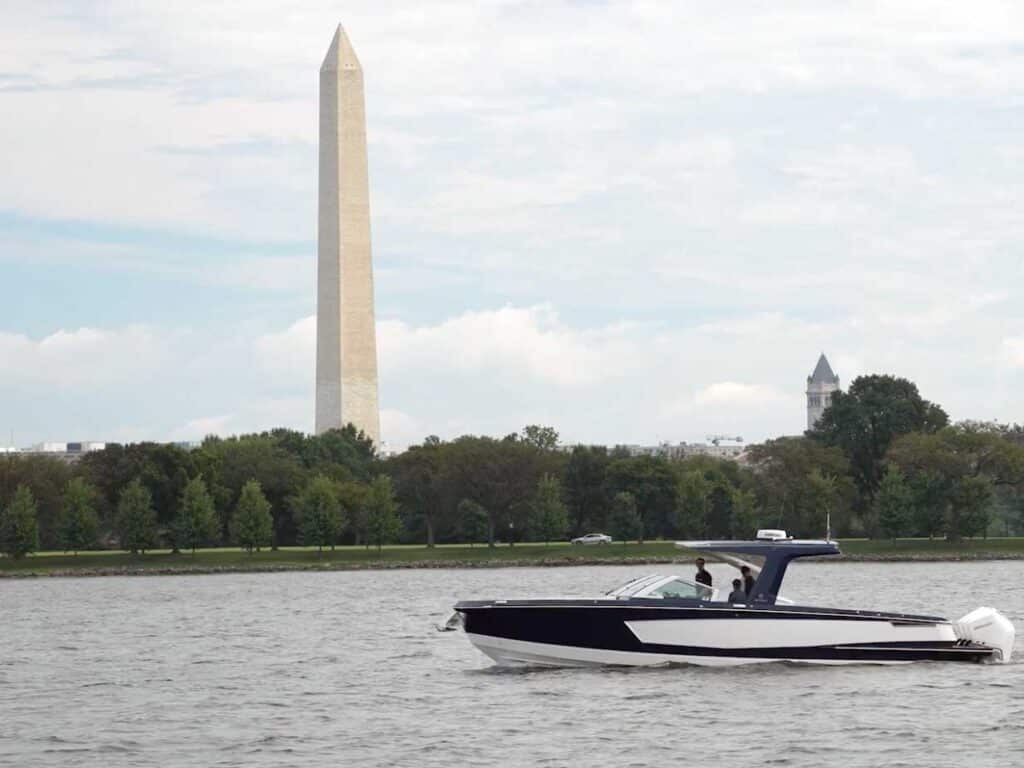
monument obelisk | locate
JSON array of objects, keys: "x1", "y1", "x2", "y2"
[{"x1": 315, "y1": 25, "x2": 381, "y2": 443}]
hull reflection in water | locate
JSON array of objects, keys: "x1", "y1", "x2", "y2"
[{"x1": 454, "y1": 533, "x2": 1015, "y2": 668}]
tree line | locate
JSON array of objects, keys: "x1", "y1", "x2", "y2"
[{"x1": 2, "y1": 376, "x2": 1023, "y2": 559}]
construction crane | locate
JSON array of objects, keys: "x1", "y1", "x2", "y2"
[{"x1": 706, "y1": 435, "x2": 743, "y2": 446}]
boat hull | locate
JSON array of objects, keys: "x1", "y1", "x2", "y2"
[{"x1": 457, "y1": 600, "x2": 995, "y2": 667}]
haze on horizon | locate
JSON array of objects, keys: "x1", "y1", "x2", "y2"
[{"x1": 1, "y1": 2, "x2": 1022, "y2": 449}]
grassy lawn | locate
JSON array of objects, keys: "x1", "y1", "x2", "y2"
[{"x1": 3, "y1": 538, "x2": 1024, "y2": 577}]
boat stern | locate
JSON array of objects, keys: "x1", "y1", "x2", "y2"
[{"x1": 954, "y1": 607, "x2": 1015, "y2": 663}]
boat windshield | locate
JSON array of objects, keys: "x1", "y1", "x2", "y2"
[
  {"x1": 607, "y1": 574, "x2": 715, "y2": 601},
  {"x1": 642, "y1": 577, "x2": 713, "y2": 600}
]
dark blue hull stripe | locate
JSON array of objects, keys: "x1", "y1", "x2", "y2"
[{"x1": 459, "y1": 604, "x2": 993, "y2": 663}]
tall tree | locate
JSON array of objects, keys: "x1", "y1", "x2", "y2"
[
  {"x1": 528, "y1": 474, "x2": 569, "y2": 545},
  {"x1": 876, "y1": 465, "x2": 912, "y2": 540},
  {"x1": 58, "y1": 478, "x2": 100, "y2": 555},
  {"x1": 116, "y1": 479, "x2": 158, "y2": 554},
  {"x1": 910, "y1": 470, "x2": 948, "y2": 539},
  {"x1": 174, "y1": 476, "x2": 220, "y2": 555},
  {"x1": 388, "y1": 442, "x2": 445, "y2": 547},
  {"x1": 605, "y1": 456, "x2": 678, "y2": 540},
  {"x1": 294, "y1": 475, "x2": 344, "y2": 554},
  {"x1": 337, "y1": 480, "x2": 370, "y2": 546},
  {"x1": 0, "y1": 455, "x2": 73, "y2": 550},
  {"x1": 806, "y1": 469, "x2": 841, "y2": 538},
  {"x1": 746, "y1": 437, "x2": 856, "y2": 537},
  {"x1": 729, "y1": 488, "x2": 759, "y2": 539},
  {"x1": 675, "y1": 470, "x2": 711, "y2": 539},
  {"x1": 888, "y1": 424, "x2": 1024, "y2": 541},
  {"x1": 810, "y1": 374, "x2": 948, "y2": 510},
  {"x1": 195, "y1": 436, "x2": 306, "y2": 548},
  {"x1": 0, "y1": 485, "x2": 39, "y2": 559},
  {"x1": 365, "y1": 475, "x2": 401, "y2": 552},
  {"x1": 302, "y1": 425, "x2": 376, "y2": 480},
  {"x1": 562, "y1": 446, "x2": 610, "y2": 536},
  {"x1": 521, "y1": 425, "x2": 560, "y2": 451},
  {"x1": 230, "y1": 480, "x2": 273, "y2": 554},
  {"x1": 607, "y1": 491, "x2": 642, "y2": 544},
  {"x1": 949, "y1": 476, "x2": 994, "y2": 540},
  {"x1": 456, "y1": 498, "x2": 489, "y2": 546}
]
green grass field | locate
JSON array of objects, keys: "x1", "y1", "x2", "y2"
[{"x1": 3, "y1": 537, "x2": 1024, "y2": 577}]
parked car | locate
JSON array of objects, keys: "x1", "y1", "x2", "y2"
[{"x1": 571, "y1": 533, "x2": 613, "y2": 546}]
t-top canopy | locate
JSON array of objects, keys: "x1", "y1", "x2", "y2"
[{"x1": 675, "y1": 538, "x2": 841, "y2": 605}]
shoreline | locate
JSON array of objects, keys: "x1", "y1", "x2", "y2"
[{"x1": 4, "y1": 550, "x2": 1024, "y2": 579}]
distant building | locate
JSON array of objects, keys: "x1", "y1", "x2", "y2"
[
  {"x1": 559, "y1": 440, "x2": 746, "y2": 462},
  {"x1": 806, "y1": 353, "x2": 841, "y2": 430},
  {"x1": 8, "y1": 441, "x2": 108, "y2": 464}
]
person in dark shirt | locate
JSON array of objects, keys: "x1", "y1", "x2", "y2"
[
  {"x1": 740, "y1": 565, "x2": 755, "y2": 596},
  {"x1": 695, "y1": 558, "x2": 712, "y2": 588},
  {"x1": 727, "y1": 579, "x2": 747, "y2": 603}
]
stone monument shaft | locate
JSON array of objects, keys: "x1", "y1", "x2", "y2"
[{"x1": 315, "y1": 25, "x2": 381, "y2": 443}]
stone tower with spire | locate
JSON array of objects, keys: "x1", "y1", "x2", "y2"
[
  {"x1": 806, "y1": 353, "x2": 840, "y2": 430},
  {"x1": 315, "y1": 25, "x2": 381, "y2": 444}
]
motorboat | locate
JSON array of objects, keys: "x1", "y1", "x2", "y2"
[{"x1": 453, "y1": 530, "x2": 1015, "y2": 667}]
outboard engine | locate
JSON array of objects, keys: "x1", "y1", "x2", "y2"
[{"x1": 954, "y1": 607, "x2": 1015, "y2": 663}]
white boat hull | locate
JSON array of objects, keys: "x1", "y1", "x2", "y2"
[{"x1": 467, "y1": 633, "x2": 912, "y2": 668}]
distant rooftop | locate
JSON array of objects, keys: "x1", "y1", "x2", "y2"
[{"x1": 808, "y1": 353, "x2": 839, "y2": 384}]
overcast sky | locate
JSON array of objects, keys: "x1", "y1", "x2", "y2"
[{"x1": 2, "y1": 2, "x2": 1022, "y2": 449}]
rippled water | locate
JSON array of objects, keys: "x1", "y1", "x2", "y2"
[{"x1": 2, "y1": 561, "x2": 1023, "y2": 767}]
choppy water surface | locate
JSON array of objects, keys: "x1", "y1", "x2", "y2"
[{"x1": 2, "y1": 561, "x2": 1024, "y2": 767}]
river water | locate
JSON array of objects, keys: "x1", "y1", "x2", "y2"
[{"x1": 2, "y1": 561, "x2": 1023, "y2": 767}]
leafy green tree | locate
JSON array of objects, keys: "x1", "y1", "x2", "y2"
[
  {"x1": 810, "y1": 374, "x2": 948, "y2": 510},
  {"x1": 605, "y1": 456, "x2": 678, "y2": 540},
  {"x1": 294, "y1": 475, "x2": 344, "y2": 554},
  {"x1": 806, "y1": 469, "x2": 841, "y2": 537},
  {"x1": 337, "y1": 480, "x2": 370, "y2": 547},
  {"x1": 79, "y1": 443, "x2": 197, "y2": 534},
  {"x1": 388, "y1": 442, "x2": 445, "y2": 547},
  {"x1": 174, "y1": 476, "x2": 220, "y2": 555},
  {"x1": 456, "y1": 498, "x2": 489, "y2": 546},
  {"x1": 608, "y1": 491, "x2": 642, "y2": 544},
  {"x1": 729, "y1": 488, "x2": 758, "y2": 539},
  {"x1": 910, "y1": 470, "x2": 947, "y2": 539},
  {"x1": 440, "y1": 435, "x2": 563, "y2": 548},
  {"x1": 521, "y1": 425, "x2": 560, "y2": 451},
  {"x1": 888, "y1": 424, "x2": 1024, "y2": 540},
  {"x1": 230, "y1": 480, "x2": 273, "y2": 554},
  {"x1": 365, "y1": 475, "x2": 401, "y2": 552},
  {"x1": 116, "y1": 479, "x2": 158, "y2": 554},
  {"x1": 0, "y1": 455, "x2": 73, "y2": 550},
  {"x1": 675, "y1": 471, "x2": 710, "y2": 539},
  {"x1": 0, "y1": 485, "x2": 40, "y2": 559},
  {"x1": 745, "y1": 437, "x2": 856, "y2": 537},
  {"x1": 57, "y1": 478, "x2": 100, "y2": 554},
  {"x1": 949, "y1": 476, "x2": 994, "y2": 539},
  {"x1": 302, "y1": 425, "x2": 376, "y2": 480},
  {"x1": 876, "y1": 465, "x2": 912, "y2": 540},
  {"x1": 562, "y1": 446, "x2": 610, "y2": 536},
  {"x1": 195, "y1": 435, "x2": 306, "y2": 548},
  {"x1": 528, "y1": 474, "x2": 569, "y2": 545}
]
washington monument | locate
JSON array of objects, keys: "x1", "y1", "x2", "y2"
[{"x1": 315, "y1": 25, "x2": 381, "y2": 443}]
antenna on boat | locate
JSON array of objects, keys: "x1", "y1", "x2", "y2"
[{"x1": 825, "y1": 512, "x2": 832, "y2": 543}]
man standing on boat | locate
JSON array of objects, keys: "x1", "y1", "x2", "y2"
[
  {"x1": 741, "y1": 565, "x2": 755, "y2": 596},
  {"x1": 695, "y1": 558, "x2": 712, "y2": 588}
]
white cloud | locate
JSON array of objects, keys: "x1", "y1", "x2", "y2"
[
  {"x1": 0, "y1": 326, "x2": 173, "y2": 388},
  {"x1": 692, "y1": 382, "x2": 790, "y2": 408},
  {"x1": 170, "y1": 414, "x2": 234, "y2": 441},
  {"x1": 378, "y1": 306, "x2": 638, "y2": 388},
  {"x1": 1001, "y1": 337, "x2": 1024, "y2": 369},
  {"x1": 3, "y1": 3, "x2": 1024, "y2": 446}
]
